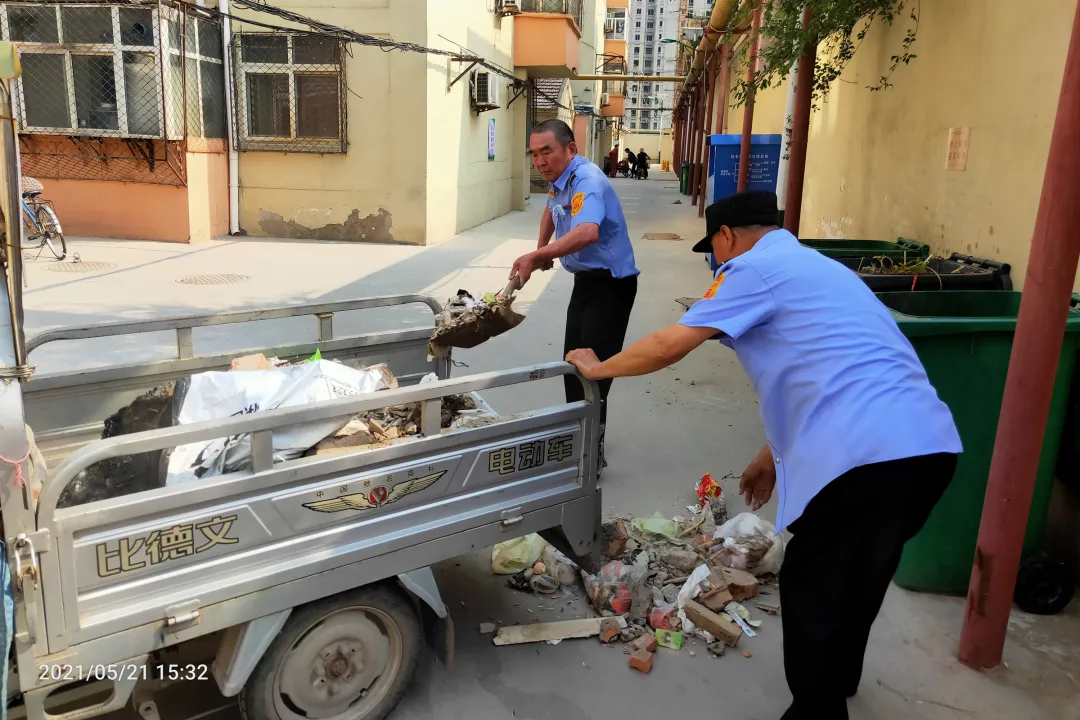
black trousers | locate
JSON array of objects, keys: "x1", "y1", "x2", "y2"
[
  {"x1": 780, "y1": 452, "x2": 958, "y2": 720},
  {"x1": 563, "y1": 270, "x2": 638, "y2": 425}
]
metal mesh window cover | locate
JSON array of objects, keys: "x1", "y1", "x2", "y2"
[
  {"x1": 520, "y1": 0, "x2": 584, "y2": 29},
  {"x1": 3, "y1": 1, "x2": 228, "y2": 185},
  {"x1": 2, "y1": 2, "x2": 225, "y2": 143},
  {"x1": 231, "y1": 32, "x2": 347, "y2": 154}
]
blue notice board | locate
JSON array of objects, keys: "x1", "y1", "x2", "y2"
[{"x1": 706, "y1": 134, "x2": 782, "y2": 204}]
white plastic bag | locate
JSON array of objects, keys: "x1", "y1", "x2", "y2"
[
  {"x1": 676, "y1": 564, "x2": 715, "y2": 642},
  {"x1": 166, "y1": 360, "x2": 392, "y2": 485},
  {"x1": 712, "y1": 512, "x2": 786, "y2": 575}
]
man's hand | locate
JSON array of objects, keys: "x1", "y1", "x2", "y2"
[
  {"x1": 510, "y1": 253, "x2": 538, "y2": 287},
  {"x1": 739, "y1": 444, "x2": 777, "y2": 511},
  {"x1": 565, "y1": 348, "x2": 604, "y2": 380}
]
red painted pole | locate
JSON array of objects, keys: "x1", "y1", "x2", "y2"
[
  {"x1": 737, "y1": 0, "x2": 763, "y2": 192},
  {"x1": 958, "y1": 0, "x2": 1080, "y2": 670},
  {"x1": 698, "y1": 52, "x2": 719, "y2": 217},
  {"x1": 783, "y1": 4, "x2": 815, "y2": 236}
]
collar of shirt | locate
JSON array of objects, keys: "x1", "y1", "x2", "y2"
[
  {"x1": 550, "y1": 155, "x2": 586, "y2": 193},
  {"x1": 716, "y1": 228, "x2": 792, "y2": 274}
]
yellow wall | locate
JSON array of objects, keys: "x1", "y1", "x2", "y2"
[
  {"x1": 235, "y1": 0, "x2": 429, "y2": 244},
  {"x1": 426, "y1": 0, "x2": 523, "y2": 240},
  {"x1": 620, "y1": 131, "x2": 667, "y2": 163},
  {"x1": 723, "y1": 52, "x2": 788, "y2": 135},
  {"x1": 796, "y1": 0, "x2": 1074, "y2": 287}
]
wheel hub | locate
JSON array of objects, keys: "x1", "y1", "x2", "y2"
[{"x1": 278, "y1": 610, "x2": 390, "y2": 719}]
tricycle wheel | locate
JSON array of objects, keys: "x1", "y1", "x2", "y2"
[
  {"x1": 1014, "y1": 556, "x2": 1075, "y2": 615},
  {"x1": 240, "y1": 584, "x2": 421, "y2": 720}
]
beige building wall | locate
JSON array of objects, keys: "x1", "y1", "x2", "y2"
[
  {"x1": 426, "y1": 0, "x2": 522, "y2": 241},
  {"x1": 795, "y1": 0, "x2": 1073, "y2": 283},
  {"x1": 572, "y1": 0, "x2": 607, "y2": 165},
  {"x1": 235, "y1": 0, "x2": 429, "y2": 244}
]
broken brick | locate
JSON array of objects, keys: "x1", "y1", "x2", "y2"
[
  {"x1": 599, "y1": 618, "x2": 621, "y2": 644},
  {"x1": 659, "y1": 549, "x2": 701, "y2": 573},
  {"x1": 629, "y1": 649, "x2": 654, "y2": 673},
  {"x1": 632, "y1": 635, "x2": 658, "y2": 653},
  {"x1": 755, "y1": 602, "x2": 781, "y2": 615},
  {"x1": 229, "y1": 353, "x2": 270, "y2": 371},
  {"x1": 683, "y1": 599, "x2": 742, "y2": 647}
]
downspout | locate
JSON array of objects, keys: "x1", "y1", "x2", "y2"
[
  {"x1": 220, "y1": 0, "x2": 240, "y2": 235},
  {"x1": 736, "y1": 0, "x2": 763, "y2": 192},
  {"x1": 683, "y1": 0, "x2": 737, "y2": 90}
]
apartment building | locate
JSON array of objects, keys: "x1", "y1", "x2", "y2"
[{"x1": 4, "y1": 0, "x2": 613, "y2": 244}]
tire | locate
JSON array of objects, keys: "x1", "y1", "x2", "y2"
[
  {"x1": 35, "y1": 206, "x2": 66, "y2": 260},
  {"x1": 1014, "y1": 556, "x2": 1075, "y2": 615},
  {"x1": 240, "y1": 584, "x2": 422, "y2": 720}
]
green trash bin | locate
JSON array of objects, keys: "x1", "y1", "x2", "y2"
[
  {"x1": 680, "y1": 163, "x2": 691, "y2": 195},
  {"x1": 800, "y1": 237, "x2": 929, "y2": 260},
  {"x1": 877, "y1": 291, "x2": 1080, "y2": 594}
]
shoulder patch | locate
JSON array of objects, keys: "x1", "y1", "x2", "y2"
[
  {"x1": 549, "y1": 190, "x2": 555, "y2": 198},
  {"x1": 571, "y1": 192, "x2": 586, "y2": 216},
  {"x1": 703, "y1": 272, "x2": 726, "y2": 299}
]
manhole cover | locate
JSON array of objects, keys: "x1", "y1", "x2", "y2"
[
  {"x1": 644, "y1": 233, "x2": 682, "y2": 241},
  {"x1": 42, "y1": 260, "x2": 117, "y2": 273},
  {"x1": 177, "y1": 273, "x2": 249, "y2": 285}
]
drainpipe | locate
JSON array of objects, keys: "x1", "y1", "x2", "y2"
[
  {"x1": 782, "y1": 4, "x2": 815, "y2": 236},
  {"x1": 774, "y1": 60, "x2": 798, "y2": 216},
  {"x1": 736, "y1": 0, "x2": 763, "y2": 192},
  {"x1": 698, "y1": 51, "x2": 719, "y2": 217},
  {"x1": 220, "y1": 0, "x2": 240, "y2": 235},
  {"x1": 683, "y1": 0, "x2": 737, "y2": 89},
  {"x1": 690, "y1": 84, "x2": 705, "y2": 206},
  {"x1": 958, "y1": 0, "x2": 1080, "y2": 671}
]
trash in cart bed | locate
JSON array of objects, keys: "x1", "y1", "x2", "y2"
[{"x1": 58, "y1": 359, "x2": 498, "y2": 507}]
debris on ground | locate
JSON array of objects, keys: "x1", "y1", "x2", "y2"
[
  {"x1": 722, "y1": 568, "x2": 761, "y2": 602},
  {"x1": 655, "y1": 629, "x2": 684, "y2": 650},
  {"x1": 492, "y1": 616, "x2": 627, "y2": 646},
  {"x1": 707, "y1": 641, "x2": 726, "y2": 657},
  {"x1": 710, "y1": 512, "x2": 786, "y2": 575},
  {"x1": 633, "y1": 635, "x2": 658, "y2": 653},
  {"x1": 629, "y1": 649, "x2": 654, "y2": 673},
  {"x1": 599, "y1": 618, "x2": 622, "y2": 644},
  {"x1": 492, "y1": 534, "x2": 548, "y2": 575},
  {"x1": 756, "y1": 602, "x2": 781, "y2": 615},
  {"x1": 428, "y1": 289, "x2": 525, "y2": 358},
  {"x1": 479, "y1": 623, "x2": 497, "y2": 634},
  {"x1": 683, "y1": 599, "x2": 742, "y2": 647}
]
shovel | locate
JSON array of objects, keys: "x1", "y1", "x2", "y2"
[{"x1": 428, "y1": 276, "x2": 527, "y2": 356}]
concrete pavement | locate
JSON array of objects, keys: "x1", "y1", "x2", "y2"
[{"x1": 24, "y1": 173, "x2": 1080, "y2": 720}]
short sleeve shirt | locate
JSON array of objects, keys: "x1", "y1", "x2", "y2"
[
  {"x1": 679, "y1": 229, "x2": 962, "y2": 531},
  {"x1": 547, "y1": 155, "x2": 639, "y2": 279}
]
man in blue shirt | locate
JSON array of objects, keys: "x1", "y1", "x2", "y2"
[
  {"x1": 511, "y1": 120, "x2": 640, "y2": 477},
  {"x1": 566, "y1": 191, "x2": 961, "y2": 719}
]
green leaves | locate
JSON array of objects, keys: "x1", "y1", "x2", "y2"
[{"x1": 724, "y1": 0, "x2": 920, "y2": 109}]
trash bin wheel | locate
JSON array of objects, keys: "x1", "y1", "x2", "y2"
[
  {"x1": 240, "y1": 584, "x2": 422, "y2": 720},
  {"x1": 1013, "y1": 556, "x2": 1075, "y2": 615}
]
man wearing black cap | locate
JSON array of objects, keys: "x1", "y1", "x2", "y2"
[{"x1": 566, "y1": 191, "x2": 961, "y2": 719}]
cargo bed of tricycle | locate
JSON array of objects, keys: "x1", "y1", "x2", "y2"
[{"x1": 3, "y1": 295, "x2": 602, "y2": 720}]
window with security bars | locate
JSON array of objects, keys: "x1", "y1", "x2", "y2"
[
  {"x1": 0, "y1": 2, "x2": 224, "y2": 141},
  {"x1": 233, "y1": 33, "x2": 346, "y2": 153}
]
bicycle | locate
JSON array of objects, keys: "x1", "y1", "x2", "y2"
[{"x1": 21, "y1": 176, "x2": 66, "y2": 261}]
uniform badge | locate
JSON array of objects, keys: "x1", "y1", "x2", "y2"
[
  {"x1": 703, "y1": 273, "x2": 726, "y2": 299},
  {"x1": 570, "y1": 192, "x2": 585, "y2": 216},
  {"x1": 549, "y1": 190, "x2": 555, "y2": 198}
]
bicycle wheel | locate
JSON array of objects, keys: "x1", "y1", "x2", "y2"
[{"x1": 35, "y1": 205, "x2": 66, "y2": 261}]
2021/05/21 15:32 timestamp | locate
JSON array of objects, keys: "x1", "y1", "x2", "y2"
[{"x1": 38, "y1": 664, "x2": 211, "y2": 682}]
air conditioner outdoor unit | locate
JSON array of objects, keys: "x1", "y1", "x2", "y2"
[
  {"x1": 601, "y1": 93, "x2": 611, "y2": 106},
  {"x1": 500, "y1": 0, "x2": 521, "y2": 15},
  {"x1": 471, "y1": 71, "x2": 501, "y2": 111}
]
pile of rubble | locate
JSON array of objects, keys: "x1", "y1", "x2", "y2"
[{"x1": 487, "y1": 474, "x2": 785, "y2": 674}]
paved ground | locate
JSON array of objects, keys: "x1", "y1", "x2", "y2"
[{"x1": 23, "y1": 173, "x2": 1080, "y2": 720}]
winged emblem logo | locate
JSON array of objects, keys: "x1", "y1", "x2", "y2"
[{"x1": 302, "y1": 470, "x2": 447, "y2": 513}]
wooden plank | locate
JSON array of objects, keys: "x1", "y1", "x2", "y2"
[{"x1": 492, "y1": 616, "x2": 627, "y2": 646}]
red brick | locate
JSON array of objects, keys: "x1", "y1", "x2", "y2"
[
  {"x1": 599, "y1": 618, "x2": 621, "y2": 644},
  {"x1": 629, "y1": 650, "x2": 654, "y2": 673},
  {"x1": 632, "y1": 635, "x2": 658, "y2": 653}
]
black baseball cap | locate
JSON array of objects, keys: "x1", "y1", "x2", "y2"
[{"x1": 692, "y1": 191, "x2": 781, "y2": 253}]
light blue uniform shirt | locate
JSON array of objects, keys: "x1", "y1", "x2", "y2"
[
  {"x1": 548, "y1": 155, "x2": 639, "y2": 278},
  {"x1": 679, "y1": 229, "x2": 962, "y2": 532}
]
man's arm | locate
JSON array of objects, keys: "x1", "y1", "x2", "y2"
[
  {"x1": 537, "y1": 206, "x2": 555, "y2": 249},
  {"x1": 510, "y1": 223, "x2": 598, "y2": 285},
  {"x1": 566, "y1": 323, "x2": 717, "y2": 379}
]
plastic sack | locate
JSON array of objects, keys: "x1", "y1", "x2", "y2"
[
  {"x1": 491, "y1": 534, "x2": 548, "y2": 575},
  {"x1": 676, "y1": 564, "x2": 716, "y2": 642},
  {"x1": 582, "y1": 560, "x2": 650, "y2": 620},
  {"x1": 712, "y1": 512, "x2": 786, "y2": 576},
  {"x1": 631, "y1": 512, "x2": 679, "y2": 541},
  {"x1": 166, "y1": 360, "x2": 393, "y2": 485}
]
